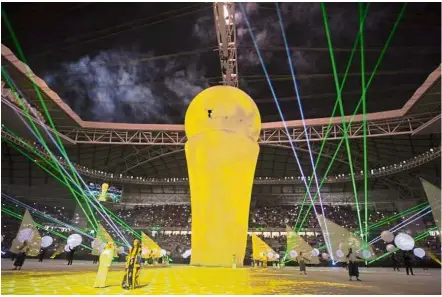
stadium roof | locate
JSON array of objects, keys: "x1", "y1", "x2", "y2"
[
  {"x1": 1, "y1": 3, "x2": 441, "y2": 123},
  {"x1": 2, "y1": 44, "x2": 440, "y2": 201},
  {"x1": 1, "y1": 3, "x2": 440, "y2": 204}
]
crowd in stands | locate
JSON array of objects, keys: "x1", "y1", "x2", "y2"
[
  {"x1": 1, "y1": 201, "x2": 440, "y2": 268},
  {"x1": 113, "y1": 204, "x2": 399, "y2": 231},
  {"x1": 2, "y1": 84, "x2": 46, "y2": 123}
]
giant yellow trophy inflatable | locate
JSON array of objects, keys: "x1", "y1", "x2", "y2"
[{"x1": 185, "y1": 86, "x2": 261, "y2": 267}]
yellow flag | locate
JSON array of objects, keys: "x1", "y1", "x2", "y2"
[
  {"x1": 141, "y1": 232, "x2": 162, "y2": 258},
  {"x1": 286, "y1": 226, "x2": 319, "y2": 264},
  {"x1": 251, "y1": 233, "x2": 277, "y2": 261},
  {"x1": 93, "y1": 224, "x2": 116, "y2": 256},
  {"x1": 50, "y1": 244, "x2": 65, "y2": 259},
  {"x1": 421, "y1": 179, "x2": 441, "y2": 231},
  {"x1": 427, "y1": 250, "x2": 441, "y2": 265},
  {"x1": 317, "y1": 215, "x2": 375, "y2": 262},
  {"x1": 9, "y1": 209, "x2": 41, "y2": 256}
]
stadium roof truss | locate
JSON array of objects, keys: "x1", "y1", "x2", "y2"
[{"x1": 1, "y1": 44, "x2": 441, "y2": 201}]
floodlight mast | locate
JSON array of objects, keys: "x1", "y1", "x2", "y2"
[{"x1": 213, "y1": 2, "x2": 239, "y2": 87}]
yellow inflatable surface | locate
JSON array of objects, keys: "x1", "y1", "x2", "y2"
[
  {"x1": 252, "y1": 233, "x2": 277, "y2": 262},
  {"x1": 185, "y1": 86, "x2": 261, "y2": 267}
]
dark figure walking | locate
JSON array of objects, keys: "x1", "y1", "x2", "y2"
[
  {"x1": 38, "y1": 248, "x2": 46, "y2": 262},
  {"x1": 403, "y1": 250, "x2": 414, "y2": 275},
  {"x1": 93, "y1": 254, "x2": 99, "y2": 264},
  {"x1": 346, "y1": 248, "x2": 362, "y2": 281},
  {"x1": 391, "y1": 252, "x2": 400, "y2": 271},
  {"x1": 13, "y1": 241, "x2": 29, "y2": 270},
  {"x1": 296, "y1": 252, "x2": 309, "y2": 275},
  {"x1": 67, "y1": 246, "x2": 77, "y2": 266}
]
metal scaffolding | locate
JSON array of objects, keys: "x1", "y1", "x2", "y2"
[
  {"x1": 213, "y1": 2, "x2": 239, "y2": 87},
  {"x1": 55, "y1": 111, "x2": 438, "y2": 145},
  {"x1": 3, "y1": 130, "x2": 439, "y2": 186}
]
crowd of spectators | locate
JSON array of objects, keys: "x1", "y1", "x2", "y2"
[
  {"x1": 1, "y1": 200, "x2": 440, "y2": 267},
  {"x1": 2, "y1": 84, "x2": 46, "y2": 123},
  {"x1": 112, "y1": 204, "x2": 400, "y2": 231}
]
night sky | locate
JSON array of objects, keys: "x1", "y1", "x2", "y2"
[{"x1": 2, "y1": 2, "x2": 441, "y2": 124}]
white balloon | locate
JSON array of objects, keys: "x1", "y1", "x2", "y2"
[
  {"x1": 161, "y1": 249, "x2": 167, "y2": 256},
  {"x1": 413, "y1": 248, "x2": 425, "y2": 259},
  {"x1": 362, "y1": 250, "x2": 372, "y2": 259},
  {"x1": 91, "y1": 239, "x2": 105, "y2": 252},
  {"x1": 267, "y1": 251, "x2": 274, "y2": 258},
  {"x1": 322, "y1": 253, "x2": 329, "y2": 260},
  {"x1": 381, "y1": 231, "x2": 395, "y2": 243},
  {"x1": 311, "y1": 248, "x2": 320, "y2": 257},
  {"x1": 41, "y1": 236, "x2": 53, "y2": 248},
  {"x1": 67, "y1": 234, "x2": 82, "y2": 247},
  {"x1": 386, "y1": 244, "x2": 395, "y2": 252},
  {"x1": 17, "y1": 228, "x2": 35, "y2": 243},
  {"x1": 275, "y1": 254, "x2": 280, "y2": 259},
  {"x1": 289, "y1": 250, "x2": 297, "y2": 258},
  {"x1": 64, "y1": 244, "x2": 73, "y2": 252},
  {"x1": 336, "y1": 249, "x2": 344, "y2": 258},
  {"x1": 182, "y1": 249, "x2": 191, "y2": 259},
  {"x1": 117, "y1": 246, "x2": 124, "y2": 254},
  {"x1": 394, "y1": 233, "x2": 415, "y2": 251}
]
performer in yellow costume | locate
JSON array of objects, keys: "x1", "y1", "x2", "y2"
[
  {"x1": 98, "y1": 183, "x2": 109, "y2": 202},
  {"x1": 93, "y1": 242, "x2": 115, "y2": 288},
  {"x1": 122, "y1": 239, "x2": 142, "y2": 290}
]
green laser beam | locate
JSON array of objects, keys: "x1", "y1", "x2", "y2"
[
  {"x1": 301, "y1": 201, "x2": 429, "y2": 252},
  {"x1": 359, "y1": 2, "x2": 369, "y2": 248},
  {"x1": 1, "y1": 133, "x2": 139, "y2": 241},
  {"x1": 1, "y1": 207, "x2": 92, "y2": 251},
  {"x1": 2, "y1": 199, "x2": 128, "y2": 247},
  {"x1": 1, "y1": 135, "x2": 141, "y2": 240},
  {"x1": 293, "y1": 4, "x2": 370, "y2": 232},
  {"x1": 0, "y1": 118, "x2": 99, "y2": 230},
  {"x1": 1, "y1": 11, "x2": 109, "y2": 232},
  {"x1": 321, "y1": 2, "x2": 365, "y2": 240},
  {"x1": 368, "y1": 227, "x2": 437, "y2": 264},
  {"x1": 296, "y1": 3, "x2": 407, "y2": 235}
]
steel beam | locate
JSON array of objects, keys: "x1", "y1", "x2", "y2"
[
  {"x1": 213, "y1": 2, "x2": 239, "y2": 87},
  {"x1": 56, "y1": 112, "x2": 439, "y2": 145},
  {"x1": 3, "y1": 130, "x2": 439, "y2": 187}
]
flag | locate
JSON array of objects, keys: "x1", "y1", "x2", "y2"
[
  {"x1": 50, "y1": 244, "x2": 65, "y2": 259},
  {"x1": 141, "y1": 232, "x2": 162, "y2": 258},
  {"x1": 317, "y1": 215, "x2": 375, "y2": 262},
  {"x1": 9, "y1": 209, "x2": 41, "y2": 256},
  {"x1": 421, "y1": 179, "x2": 441, "y2": 231},
  {"x1": 251, "y1": 233, "x2": 277, "y2": 261},
  {"x1": 286, "y1": 225, "x2": 319, "y2": 264}
]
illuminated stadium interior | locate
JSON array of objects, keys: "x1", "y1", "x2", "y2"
[{"x1": 1, "y1": 2, "x2": 441, "y2": 295}]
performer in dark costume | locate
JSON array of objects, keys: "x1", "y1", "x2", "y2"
[
  {"x1": 147, "y1": 250, "x2": 154, "y2": 266},
  {"x1": 122, "y1": 239, "x2": 142, "y2": 290},
  {"x1": 391, "y1": 252, "x2": 400, "y2": 271},
  {"x1": 13, "y1": 241, "x2": 29, "y2": 270},
  {"x1": 67, "y1": 246, "x2": 77, "y2": 265},
  {"x1": 38, "y1": 248, "x2": 46, "y2": 262},
  {"x1": 346, "y1": 248, "x2": 362, "y2": 281},
  {"x1": 403, "y1": 250, "x2": 414, "y2": 275},
  {"x1": 296, "y1": 252, "x2": 309, "y2": 275}
]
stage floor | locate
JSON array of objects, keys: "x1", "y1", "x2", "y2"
[{"x1": 1, "y1": 259, "x2": 440, "y2": 295}]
